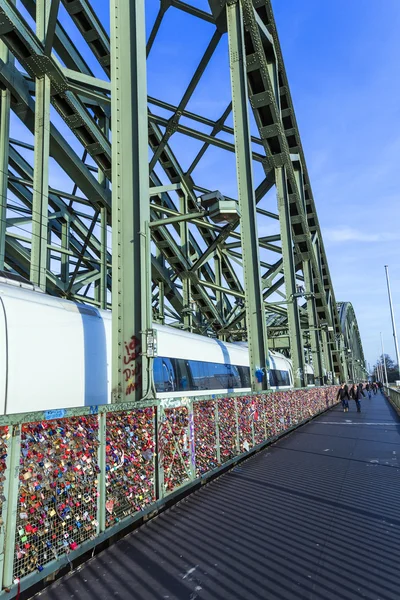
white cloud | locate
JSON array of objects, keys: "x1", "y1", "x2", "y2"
[{"x1": 324, "y1": 228, "x2": 400, "y2": 243}]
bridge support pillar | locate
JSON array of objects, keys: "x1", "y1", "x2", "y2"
[
  {"x1": 0, "y1": 88, "x2": 10, "y2": 273},
  {"x1": 110, "y1": 0, "x2": 153, "y2": 402},
  {"x1": 0, "y1": 0, "x2": 15, "y2": 272},
  {"x1": 30, "y1": 0, "x2": 51, "y2": 289},
  {"x1": 227, "y1": 0, "x2": 269, "y2": 390},
  {"x1": 276, "y1": 166, "x2": 305, "y2": 388},
  {"x1": 303, "y1": 259, "x2": 323, "y2": 387}
]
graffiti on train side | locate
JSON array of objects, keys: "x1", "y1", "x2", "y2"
[{"x1": 123, "y1": 335, "x2": 142, "y2": 395}]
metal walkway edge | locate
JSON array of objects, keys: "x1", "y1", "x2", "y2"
[{"x1": 32, "y1": 392, "x2": 400, "y2": 600}]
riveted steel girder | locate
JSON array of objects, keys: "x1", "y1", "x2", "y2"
[{"x1": 0, "y1": 0, "x2": 366, "y2": 399}]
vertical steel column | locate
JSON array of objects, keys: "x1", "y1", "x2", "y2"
[
  {"x1": 98, "y1": 116, "x2": 109, "y2": 310},
  {"x1": 110, "y1": 0, "x2": 152, "y2": 402},
  {"x1": 180, "y1": 193, "x2": 192, "y2": 332},
  {"x1": 227, "y1": 0, "x2": 269, "y2": 391},
  {"x1": 156, "y1": 247, "x2": 165, "y2": 323},
  {"x1": 214, "y1": 254, "x2": 227, "y2": 341},
  {"x1": 303, "y1": 260, "x2": 323, "y2": 386},
  {"x1": 30, "y1": 0, "x2": 51, "y2": 289},
  {"x1": 3, "y1": 425, "x2": 21, "y2": 589},
  {"x1": 339, "y1": 335, "x2": 348, "y2": 382},
  {"x1": 0, "y1": 13, "x2": 12, "y2": 271},
  {"x1": 0, "y1": 88, "x2": 9, "y2": 272},
  {"x1": 99, "y1": 208, "x2": 108, "y2": 309},
  {"x1": 60, "y1": 217, "x2": 69, "y2": 287},
  {"x1": 276, "y1": 166, "x2": 305, "y2": 387},
  {"x1": 322, "y1": 328, "x2": 334, "y2": 383}
]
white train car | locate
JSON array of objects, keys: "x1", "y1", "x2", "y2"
[
  {"x1": 304, "y1": 362, "x2": 315, "y2": 386},
  {"x1": 0, "y1": 279, "x2": 302, "y2": 415}
]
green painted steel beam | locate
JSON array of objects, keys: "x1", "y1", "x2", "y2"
[
  {"x1": 303, "y1": 259, "x2": 323, "y2": 386},
  {"x1": 30, "y1": 0, "x2": 51, "y2": 290},
  {"x1": 0, "y1": 59, "x2": 110, "y2": 209},
  {"x1": 43, "y1": 0, "x2": 60, "y2": 56},
  {"x1": 0, "y1": 90, "x2": 10, "y2": 272},
  {"x1": 148, "y1": 112, "x2": 266, "y2": 163},
  {"x1": 227, "y1": 0, "x2": 268, "y2": 390},
  {"x1": 110, "y1": 0, "x2": 152, "y2": 402},
  {"x1": 276, "y1": 166, "x2": 305, "y2": 387},
  {"x1": 149, "y1": 30, "x2": 222, "y2": 173},
  {"x1": 0, "y1": 1, "x2": 13, "y2": 272}
]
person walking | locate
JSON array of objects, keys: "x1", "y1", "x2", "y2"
[
  {"x1": 337, "y1": 383, "x2": 350, "y2": 412},
  {"x1": 350, "y1": 383, "x2": 365, "y2": 412},
  {"x1": 366, "y1": 382, "x2": 372, "y2": 399}
]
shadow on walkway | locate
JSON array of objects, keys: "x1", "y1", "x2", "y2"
[{"x1": 34, "y1": 392, "x2": 400, "y2": 600}]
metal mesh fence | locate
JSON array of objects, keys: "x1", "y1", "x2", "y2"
[
  {"x1": 160, "y1": 406, "x2": 191, "y2": 493},
  {"x1": 237, "y1": 396, "x2": 254, "y2": 453},
  {"x1": 3, "y1": 386, "x2": 339, "y2": 589},
  {"x1": 194, "y1": 400, "x2": 218, "y2": 476},
  {"x1": 253, "y1": 396, "x2": 267, "y2": 444},
  {"x1": 218, "y1": 398, "x2": 238, "y2": 463},
  {"x1": 105, "y1": 408, "x2": 155, "y2": 528},
  {"x1": 0, "y1": 426, "x2": 8, "y2": 536},
  {"x1": 13, "y1": 416, "x2": 99, "y2": 580}
]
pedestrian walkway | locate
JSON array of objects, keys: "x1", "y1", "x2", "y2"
[{"x1": 33, "y1": 391, "x2": 400, "y2": 600}]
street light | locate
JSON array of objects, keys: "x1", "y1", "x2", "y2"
[{"x1": 384, "y1": 265, "x2": 400, "y2": 378}]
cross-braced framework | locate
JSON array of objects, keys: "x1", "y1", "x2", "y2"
[{"x1": 0, "y1": 0, "x2": 366, "y2": 400}]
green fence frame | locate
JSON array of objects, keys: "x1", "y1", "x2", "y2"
[
  {"x1": 383, "y1": 386, "x2": 400, "y2": 412},
  {"x1": 0, "y1": 386, "x2": 339, "y2": 598}
]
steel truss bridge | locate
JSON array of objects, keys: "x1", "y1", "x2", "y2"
[{"x1": 0, "y1": 0, "x2": 366, "y2": 398}]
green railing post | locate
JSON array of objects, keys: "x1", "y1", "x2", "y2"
[
  {"x1": 262, "y1": 395, "x2": 268, "y2": 441},
  {"x1": 215, "y1": 401, "x2": 221, "y2": 466},
  {"x1": 272, "y1": 395, "x2": 278, "y2": 434},
  {"x1": 3, "y1": 425, "x2": 21, "y2": 589},
  {"x1": 251, "y1": 401, "x2": 255, "y2": 448},
  {"x1": 234, "y1": 398, "x2": 240, "y2": 454},
  {"x1": 0, "y1": 428, "x2": 12, "y2": 590},
  {"x1": 97, "y1": 412, "x2": 106, "y2": 533},
  {"x1": 189, "y1": 400, "x2": 196, "y2": 481},
  {"x1": 156, "y1": 405, "x2": 165, "y2": 499}
]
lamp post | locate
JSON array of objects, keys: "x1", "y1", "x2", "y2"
[
  {"x1": 384, "y1": 265, "x2": 400, "y2": 378},
  {"x1": 380, "y1": 332, "x2": 388, "y2": 386}
]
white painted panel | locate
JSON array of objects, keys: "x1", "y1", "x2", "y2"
[
  {"x1": 269, "y1": 351, "x2": 290, "y2": 371},
  {"x1": 2, "y1": 292, "x2": 86, "y2": 414},
  {"x1": 156, "y1": 324, "x2": 249, "y2": 366},
  {"x1": 0, "y1": 298, "x2": 7, "y2": 415},
  {"x1": 102, "y1": 310, "x2": 112, "y2": 402}
]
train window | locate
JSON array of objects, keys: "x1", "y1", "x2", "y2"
[
  {"x1": 269, "y1": 369, "x2": 290, "y2": 387},
  {"x1": 156, "y1": 359, "x2": 251, "y2": 393},
  {"x1": 238, "y1": 366, "x2": 251, "y2": 387},
  {"x1": 153, "y1": 357, "x2": 176, "y2": 392},
  {"x1": 189, "y1": 360, "x2": 209, "y2": 390},
  {"x1": 226, "y1": 364, "x2": 241, "y2": 388},
  {"x1": 188, "y1": 361, "x2": 243, "y2": 390},
  {"x1": 173, "y1": 359, "x2": 192, "y2": 391},
  {"x1": 208, "y1": 363, "x2": 237, "y2": 390}
]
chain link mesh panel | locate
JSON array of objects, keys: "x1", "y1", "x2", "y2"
[
  {"x1": 160, "y1": 406, "x2": 191, "y2": 493},
  {"x1": 13, "y1": 417, "x2": 99, "y2": 580},
  {"x1": 194, "y1": 400, "x2": 218, "y2": 476},
  {"x1": 105, "y1": 408, "x2": 155, "y2": 528}
]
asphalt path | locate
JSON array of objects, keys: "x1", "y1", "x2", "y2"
[{"x1": 34, "y1": 391, "x2": 400, "y2": 600}]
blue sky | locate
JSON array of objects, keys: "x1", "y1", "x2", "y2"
[
  {"x1": 10, "y1": 0, "x2": 400, "y2": 369},
  {"x1": 272, "y1": 0, "x2": 400, "y2": 368}
]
